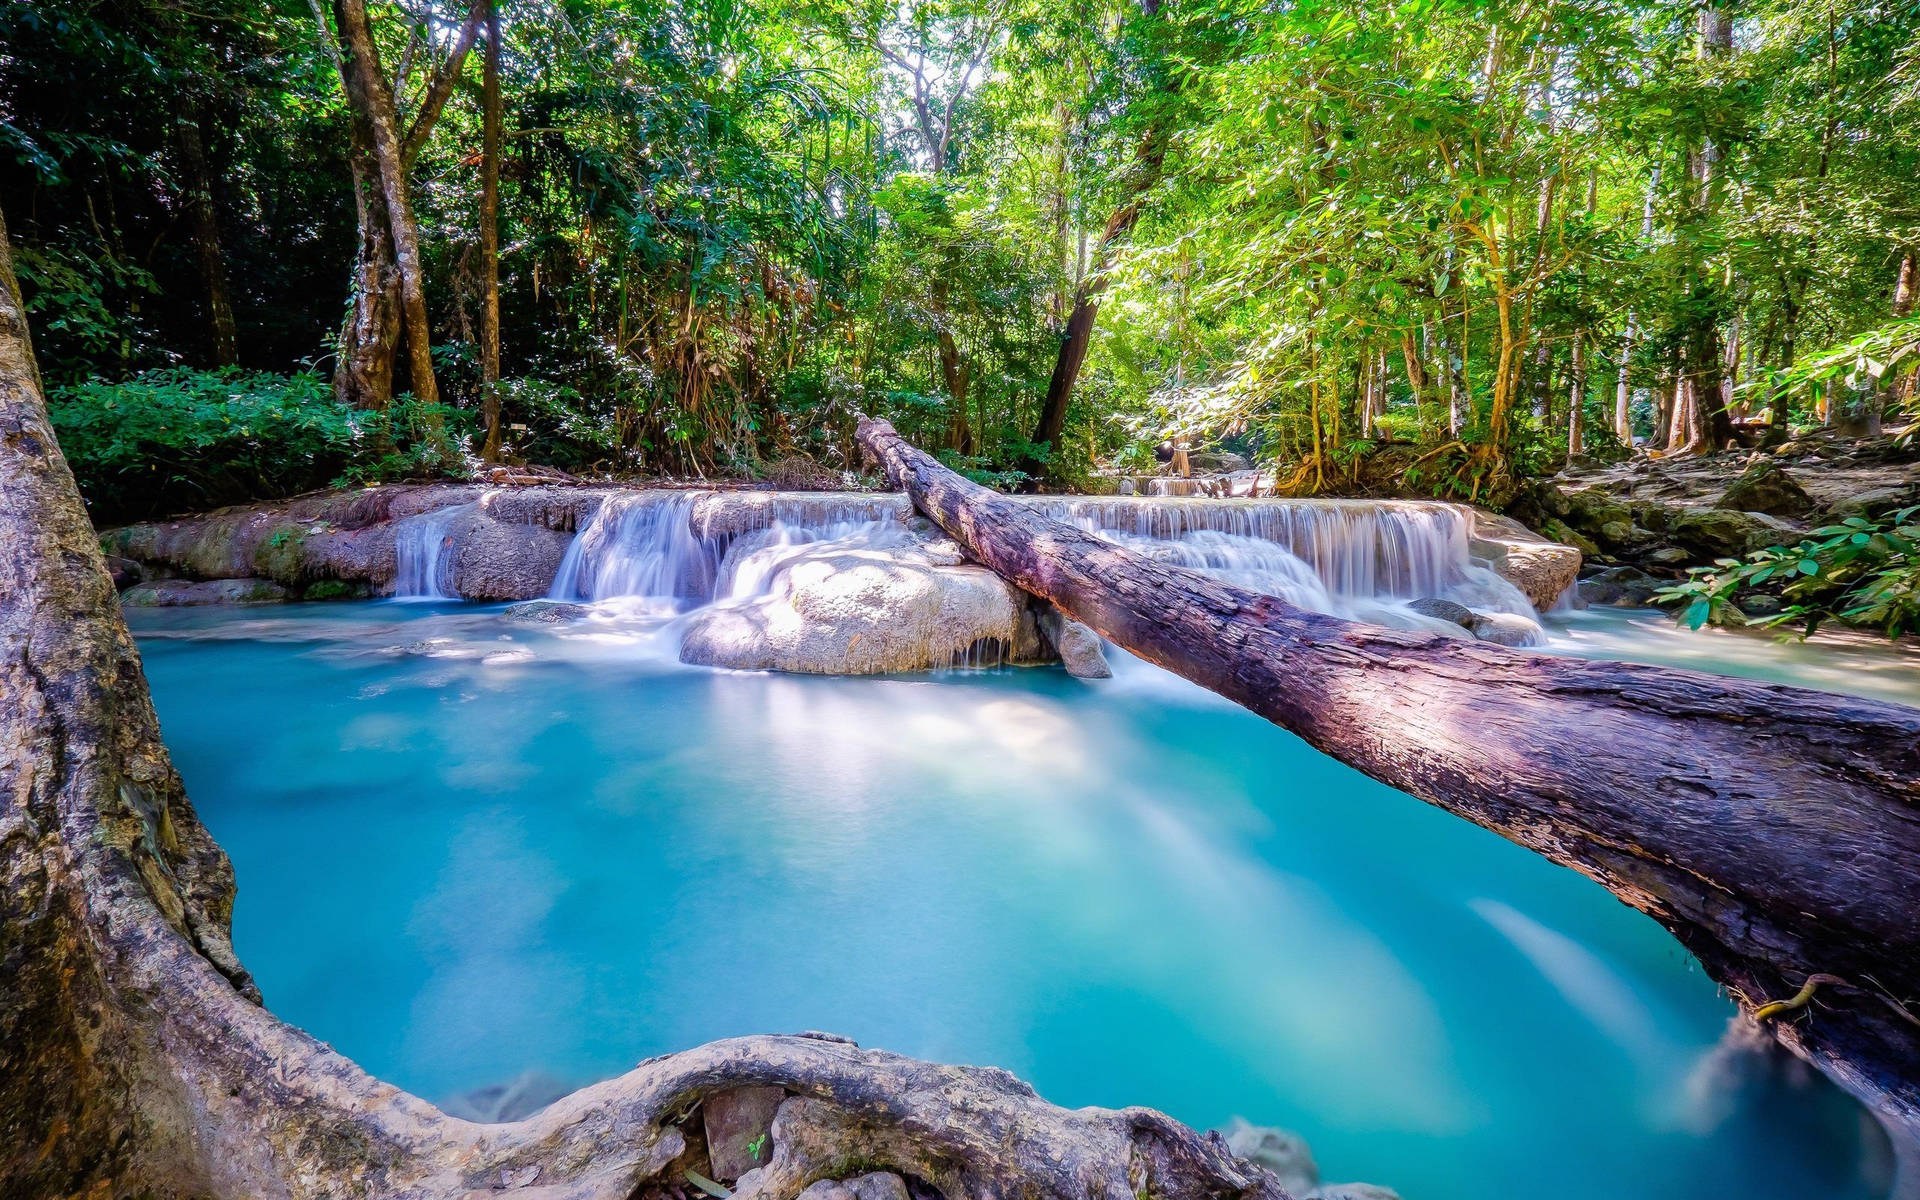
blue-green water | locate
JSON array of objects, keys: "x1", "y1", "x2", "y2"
[{"x1": 128, "y1": 602, "x2": 1895, "y2": 1200}]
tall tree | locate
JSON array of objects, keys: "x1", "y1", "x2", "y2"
[{"x1": 478, "y1": 0, "x2": 504, "y2": 462}]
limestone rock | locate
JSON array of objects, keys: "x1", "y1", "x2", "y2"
[
  {"x1": 1470, "y1": 610, "x2": 1543, "y2": 647},
  {"x1": 1038, "y1": 608, "x2": 1113, "y2": 678},
  {"x1": 1716, "y1": 461, "x2": 1814, "y2": 518},
  {"x1": 1563, "y1": 486, "x2": 1633, "y2": 531},
  {"x1": 680, "y1": 533, "x2": 1041, "y2": 675},
  {"x1": 443, "y1": 506, "x2": 575, "y2": 601},
  {"x1": 505, "y1": 599, "x2": 592, "y2": 623},
  {"x1": 1539, "y1": 518, "x2": 1599, "y2": 558},
  {"x1": 1669, "y1": 508, "x2": 1798, "y2": 557},
  {"x1": 1826, "y1": 485, "x2": 1916, "y2": 519},
  {"x1": 1578, "y1": 566, "x2": 1662, "y2": 608},
  {"x1": 121, "y1": 578, "x2": 289, "y2": 606},
  {"x1": 1407, "y1": 597, "x2": 1475, "y2": 627},
  {"x1": 1218, "y1": 1119, "x2": 1318, "y2": 1196},
  {"x1": 1468, "y1": 512, "x2": 1583, "y2": 609}
]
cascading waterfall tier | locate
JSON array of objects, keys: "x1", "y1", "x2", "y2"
[
  {"x1": 392, "y1": 504, "x2": 473, "y2": 600},
  {"x1": 541, "y1": 489, "x2": 1543, "y2": 646},
  {"x1": 548, "y1": 491, "x2": 907, "y2": 609},
  {"x1": 1017, "y1": 496, "x2": 1543, "y2": 639}
]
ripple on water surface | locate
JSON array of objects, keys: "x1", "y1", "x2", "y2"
[{"x1": 127, "y1": 602, "x2": 1900, "y2": 1200}]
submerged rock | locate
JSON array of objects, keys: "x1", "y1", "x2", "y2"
[
  {"x1": 1577, "y1": 566, "x2": 1663, "y2": 608},
  {"x1": 1470, "y1": 610, "x2": 1542, "y2": 646},
  {"x1": 1219, "y1": 1118, "x2": 1319, "y2": 1195},
  {"x1": 121, "y1": 578, "x2": 289, "y2": 606},
  {"x1": 504, "y1": 599, "x2": 592, "y2": 623},
  {"x1": 1216, "y1": 1119, "x2": 1402, "y2": 1200},
  {"x1": 439, "y1": 1070, "x2": 574, "y2": 1123},
  {"x1": 1408, "y1": 597, "x2": 1475, "y2": 627}
]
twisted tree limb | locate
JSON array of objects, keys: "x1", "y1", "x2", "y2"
[
  {"x1": 855, "y1": 416, "x2": 1920, "y2": 1136},
  {"x1": 0, "y1": 214, "x2": 1289, "y2": 1197}
]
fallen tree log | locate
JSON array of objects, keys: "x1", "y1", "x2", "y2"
[
  {"x1": 0, "y1": 215, "x2": 1293, "y2": 1197},
  {"x1": 856, "y1": 416, "x2": 1920, "y2": 1137}
]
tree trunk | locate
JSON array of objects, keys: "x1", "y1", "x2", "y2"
[
  {"x1": 1567, "y1": 335, "x2": 1586, "y2": 456},
  {"x1": 171, "y1": 104, "x2": 239, "y2": 366},
  {"x1": 0, "y1": 209, "x2": 1299, "y2": 1200},
  {"x1": 1027, "y1": 169, "x2": 1157, "y2": 478},
  {"x1": 333, "y1": 0, "x2": 442, "y2": 429},
  {"x1": 478, "y1": 0, "x2": 503, "y2": 463},
  {"x1": 337, "y1": 125, "x2": 404, "y2": 410},
  {"x1": 857, "y1": 415, "x2": 1920, "y2": 1138}
]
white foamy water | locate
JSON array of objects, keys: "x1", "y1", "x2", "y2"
[{"x1": 392, "y1": 504, "x2": 472, "y2": 600}]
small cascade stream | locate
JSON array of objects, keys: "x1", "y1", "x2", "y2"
[
  {"x1": 529, "y1": 490, "x2": 1544, "y2": 644},
  {"x1": 392, "y1": 504, "x2": 472, "y2": 600}
]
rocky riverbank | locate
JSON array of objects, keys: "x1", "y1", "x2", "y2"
[
  {"x1": 1505, "y1": 430, "x2": 1920, "y2": 610},
  {"x1": 99, "y1": 482, "x2": 1580, "y2": 674}
]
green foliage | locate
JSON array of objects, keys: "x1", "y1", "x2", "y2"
[
  {"x1": 46, "y1": 369, "x2": 469, "y2": 523},
  {"x1": 1655, "y1": 509, "x2": 1920, "y2": 639}
]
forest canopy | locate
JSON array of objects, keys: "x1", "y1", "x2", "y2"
[{"x1": 3, "y1": 0, "x2": 1917, "y2": 520}]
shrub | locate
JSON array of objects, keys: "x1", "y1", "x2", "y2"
[
  {"x1": 1656, "y1": 507, "x2": 1920, "y2": 639},
  {"x1": 47, "y1": 368, "x2": 469, "y2": 523}
]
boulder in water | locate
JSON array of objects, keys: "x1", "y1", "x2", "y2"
[
  {"x1": 504, "y1": 599, "x2": 592, "y2": 623},
  {"x1": 1469, "y1": 610, "x2": 1542, "y2": 647},
  {"x1": 1578, "y1": 566, "x2": 1662, "y2": 607},
  {"x1": 121, "y1": 578, "x2": 289, "y2": 606},
  {"x1": 1408, "y1": 597, "x2": 1475, "y2": 627},
  {"x1": 680, "y1": 534, "x2": 1046, "y2": 675},
  {"x1": 443, "y1": 506, "x2": 575, "y2": 601},
  {"x1": 1038, "y1": 608, "x2": 1112, "y2": 678},
  {"x1": 1217, "y1": 1118, "x2": 1319, "y2": 1195}
]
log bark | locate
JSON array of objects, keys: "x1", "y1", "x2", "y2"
[
  {"x1": 0, "y1": 210, "x2": 1293, "y2": 1199},
  {"x1": 855, "y1": 416, "x2": 1920, "y2": 1138}
]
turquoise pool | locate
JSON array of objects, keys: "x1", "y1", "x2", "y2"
[{"x1": 128, "y1": 602, "x2": 1895, "y2": 1200}]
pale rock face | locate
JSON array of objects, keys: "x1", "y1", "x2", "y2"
[
  {"x1": 1467, "y1": 511, "x2": 1583, "y2": 609},
  {"x1": 680, "y1": 532, "x2": 1039, "y2": 675}
]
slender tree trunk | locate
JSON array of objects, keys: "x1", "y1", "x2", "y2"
[
  {"x1": 171, "y1": 105, "x2": 238, "y2": 366},
  {"x1": 1888, "y1": 248, "x2": 1917, "y2": 410},
  {"x1": 478, "y1": 0, "x2": 504, "y2": 463},
  {"x1": 1568, "y1": 334, "x2": 1586, "y2": 457},
  {"x1": 1027, "y1": 145, "x2": 1161, "y2": 476}
]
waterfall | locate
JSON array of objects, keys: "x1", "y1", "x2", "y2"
[
  {"x1": 548, "y1": 493, "x2": 715, "y2": 609},
  {"x1": 549, "y1": 491, "x2": 904, "y2": 610},
  {"x1": 542, "y1": 489, "x2": 1542, "y2": 644},
  {"x1": 393, "y1": 505, "x2": 470, "y2": 600},
  {"x1": 1019, "y1": 496, "x2": 1543, "y2": 640}
]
